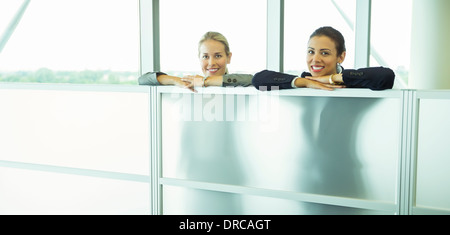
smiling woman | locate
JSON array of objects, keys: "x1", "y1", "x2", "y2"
[
  {"x1": 158, "y1": 0, "x2": 266, "y2": 76},
  {"x1": 284, "y1": 0, "x2": 356, "y2": 76},
  {"x1": 307, "y1": 32, "x2": 346, "y2": 77},
  {"x1": 199, "y1": 36, "x2": 232, "y2": 77},
  {"x1": 138, "y1": 31, "x2": 253, "y2": 92},
  {"x1": 252, "y1": 26, "x2": 395, "y2": 91}
]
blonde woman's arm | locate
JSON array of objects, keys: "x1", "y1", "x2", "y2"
[
  {"x1": 138, "y1": 72, "x2": 195, "y2": 92},
  {"x1": 182, "y1": 74, "x2": 253, "y2": 87}
]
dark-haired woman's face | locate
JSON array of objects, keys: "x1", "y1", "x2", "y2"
[{"x1": 306, "y1": 36, "x2": 345, "y2": 77}]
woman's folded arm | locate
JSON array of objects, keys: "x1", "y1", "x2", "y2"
[
  {"x1": 252, "y1": 70, "x2": 297, "y2": 91},
  {"x1": 138, "y1": 72, "x2": 166, "y2": 85},
  {"x1": 342, "y1": 67, "x2": 395, "y2": 90}
]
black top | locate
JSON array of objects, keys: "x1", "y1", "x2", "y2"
[{"x1": 252, "y1": 67, "x2": 395, "y2": 91}]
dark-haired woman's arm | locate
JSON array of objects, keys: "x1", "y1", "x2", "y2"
[
  {"x1": 341, "y1": 67, "x2": 395, "y2": 90},
  {"x1": 251, "y1": 70, "x2": 297, "y2": 90},
  {"x1": 306, "y1": 67, "x2": 395, "y2": 91},
  {"x1": 252, "y1": 70, "x2": 343, "y2": 91}
]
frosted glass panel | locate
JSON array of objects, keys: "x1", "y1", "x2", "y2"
[
  {"x1": 0, "y1": 167, "x2": 150, "y2": 215},
  {"x1": 161, "y1": 93, "x2": 400, "y2": 202},
  {"x1": 162, "y1": 186, "x2": 389, "y2": 215},
  {"x1": 0, "y1": 89, "x2": 150, "y2": 175},
  {"x1": 416, "y1": 99, "x2": 450, "y2": 210}
]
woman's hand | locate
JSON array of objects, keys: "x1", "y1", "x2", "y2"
[
  {"x1": 181, "y1": 74, "x2": 211, "y2": 93},
  {"x1": 156, "y1": 74, "x2": 196, "y2": 92},
  {"x1": 182, "y1": 75, "x2": 204, "y2": 87},
  {"x1": 305, "y1": 73, "x2": 344, "y2": 85},
  {"x1": 169, "y1": 76, "x2": 197, "y2": 93},
  {"x1": 295, "y1": 77, "x2": 345, "y2": 91}
]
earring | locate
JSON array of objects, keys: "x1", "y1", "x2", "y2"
[{"x1": 337, "y1": 63, "x2": 343, "y2": 74}]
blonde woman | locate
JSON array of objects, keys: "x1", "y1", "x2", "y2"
[{"x1": 139, "y1": 31, "x2": 253, "y2": 92}]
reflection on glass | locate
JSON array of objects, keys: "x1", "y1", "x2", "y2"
[{"x1": 161, "y1": 93, "x2": 401, "y2": 214}]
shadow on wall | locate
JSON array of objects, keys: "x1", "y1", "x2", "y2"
[{"x1": 293, "y1": 97, "x2": 379, "y2": 214}]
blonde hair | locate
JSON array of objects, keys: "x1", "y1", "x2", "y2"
[{"x1": 198, "y1": 31, "x2": 231, "y2": 74}]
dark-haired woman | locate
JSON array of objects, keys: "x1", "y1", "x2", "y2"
[{"x1": 252, "y1": 26, "x2": 395, "y2": 91}]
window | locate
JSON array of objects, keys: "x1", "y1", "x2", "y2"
[
  {"x1": 1, "y1": 0, "x2": 412, "y2": 86},
  {"x1": 0, "y1": 0, "x2": 139, "y2": 84},
  {"x1": 370, "y1": 0, "x2": 412, "y2": 88},
  {"x1": 159, "y1": 0, "x2": 267, "y2": 77},
  {"x1": 0, "y1": 2, "x2": 24, "y2": 39},
  {"x1": 284, "y1": 0, "x2": 356, "y2": 76}
]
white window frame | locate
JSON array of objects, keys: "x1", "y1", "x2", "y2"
[{"x1": 139, "y1": 0, "x2": 373, "y2": 74}]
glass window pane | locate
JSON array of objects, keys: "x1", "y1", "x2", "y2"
[
  {"x1": 159, "y1": 0, "x2": 266, "y2": 76},
  {"x1": 0, "y1": 1, "x2": 24, "y2": 38},
  {"x1": 370, "y1": 0, "x2": 412, "y2": 88},
  {"x1": 284, "y1": 0, "x2": 356, "y2": 76},
  {"x1": 0, "y1": 0, "x2": 139, "y2": 84}
]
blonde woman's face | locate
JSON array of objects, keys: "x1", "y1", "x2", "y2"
[
  {"x1": 199, "y1": 39, "x2": 231, "y2": 77},
  {"x1": 306, "y1": 36, "x2": 345, "y2": 77}
]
